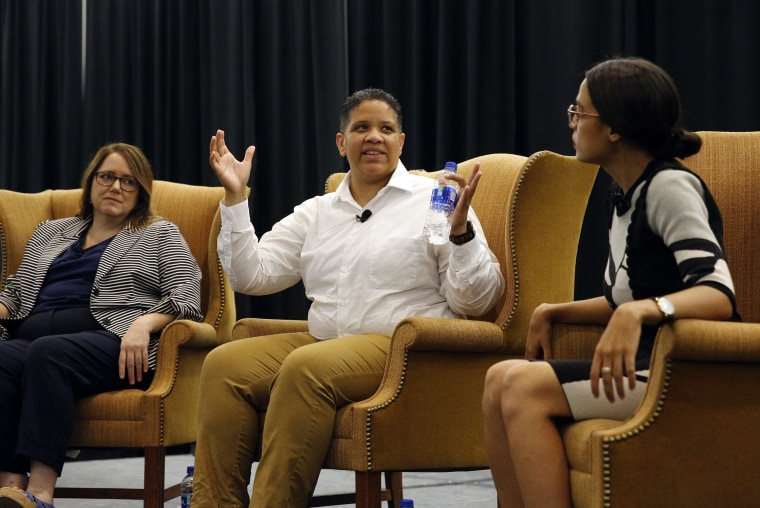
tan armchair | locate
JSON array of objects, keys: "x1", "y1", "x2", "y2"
[
  {"x1": 231, "y1": 151, "x2": 601, "y2": 507},
  {"x1": 0, "y1": 181, "x2": 235, "y2": 507},
  {"x1": 547, "y1": 131, "x2": 760, "y2": 507}
]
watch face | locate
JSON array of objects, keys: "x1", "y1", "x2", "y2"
[{"x1": 658, "y1": 297, "x2": 675, "y2": 317}]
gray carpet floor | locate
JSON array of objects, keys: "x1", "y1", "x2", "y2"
[{"x1": 53, "y1": 453, "x2": 497, "y2": 507}]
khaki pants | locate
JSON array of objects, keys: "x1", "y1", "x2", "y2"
[{"x1": 192, "y1": 332, "x2": 390, "y2": 508}]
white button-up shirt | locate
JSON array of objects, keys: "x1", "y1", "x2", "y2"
[{"x1": 218, "y1": 161, "x2": 505, "y2": 339}]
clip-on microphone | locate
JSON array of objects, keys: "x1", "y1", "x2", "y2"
[{"x1": 355, "y1": 209, "x2": 372, "y2": 223}]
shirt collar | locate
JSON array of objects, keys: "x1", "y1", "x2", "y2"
[{"x1": 333, "y1": 160, "x2": 411, "y2": 205}]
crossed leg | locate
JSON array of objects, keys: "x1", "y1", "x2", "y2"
[{"x1": 482, "y1": 360, "x2": 573, "y2": 508}]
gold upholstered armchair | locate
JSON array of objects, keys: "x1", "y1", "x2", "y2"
[
  {"x1": 0, "y1": 181, "x2": 236, "y2": 507},
  {"x1": 546, "y1": 131, "x2": 760, "y2": 507},
  {"x1": 231, "y1": 151, "x2": 602, "y2": 507}
]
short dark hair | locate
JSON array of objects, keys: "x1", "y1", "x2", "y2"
[
  {"x1": 585, "y1": 57, "x2": 701, "y2": 159},
  {"x1": 339, "y1": 88, "x2": 403, "y2": 133}
]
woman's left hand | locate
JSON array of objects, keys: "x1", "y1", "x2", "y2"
[
  {"x1": 118, "y1": 313, "x2": 174, "y2": 384},
  {"x1": 448, "y1": 163, "x2": 482, "y2": 235},
  {"x1": 590, "y1": 302, "x2": 643, "y2": 402},
  {"x1": 119, "y1": 324, "x2": 151, "y2": 385}
]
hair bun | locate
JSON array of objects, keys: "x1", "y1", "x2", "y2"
[{"x1": 657, "y1": 130, "x2": 702, "y2": 159}]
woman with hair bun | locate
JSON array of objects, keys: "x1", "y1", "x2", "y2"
[{"x1": 482, "y1": 57, "x2": 739, "y2": 507}]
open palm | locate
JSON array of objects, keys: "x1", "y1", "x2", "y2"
[{"x1": 209, "y1": 129, "x2": 255, "y2": 202}]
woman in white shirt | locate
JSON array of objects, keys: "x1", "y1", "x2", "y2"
[{"x1": 192, "y1": 88, "x2": 505, "y2": 507}]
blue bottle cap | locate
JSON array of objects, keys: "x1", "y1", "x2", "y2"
[
  {"x1": 187, "y1": 465, "x2": 194, "y2": 474},
  {"x1": 445, "y1": 161, "x2": 457, "y2": 171},
  {"x1": 400, "y1": 499, "x2": 414, "y2": 507}
]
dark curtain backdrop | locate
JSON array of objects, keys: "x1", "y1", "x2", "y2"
[
  {"x1": 0, "y1": 0, "x2": 83, "y2": 191},
  {"x1": 2, "y1": 0, "x2": 759, "y2": 319}
]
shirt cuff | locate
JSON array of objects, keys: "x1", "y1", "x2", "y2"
[{"x1": 221, "y1": 199, "x2": 253, "y2": 231}]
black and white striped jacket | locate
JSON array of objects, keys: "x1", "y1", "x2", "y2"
[{"x1": 0, "y1": 217, "x2": 203, "y2": 369}]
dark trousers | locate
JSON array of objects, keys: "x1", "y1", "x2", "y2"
[{"x1": 0, "y1": 307, "x2": 152, "y2": 475}]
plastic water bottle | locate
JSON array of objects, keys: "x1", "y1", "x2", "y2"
[
  {"x1": 180, "y1": 465, "x2": 194, "y2": 508},
  {"x1": 400, "y1": 499, "x2": 415, "y2": 507},
  {"x1": 423, "y1": 161, "x2": 459, "y2": 245}
]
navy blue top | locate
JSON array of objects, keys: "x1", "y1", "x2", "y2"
[{"x1": 32, "y1": 234, "x2": 113, "y2": 313}]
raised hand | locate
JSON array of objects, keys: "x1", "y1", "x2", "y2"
[
  {"x1": 448, "y1": 162, "x2": 482, "y2": 235},
  {"x1": 209, "y1": 129, "x2": 256, "y2": 206}
]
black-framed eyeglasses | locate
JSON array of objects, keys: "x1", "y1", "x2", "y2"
[
  {"x1": 95, "y1": 172, "x2": 139, "y2": 192},
  {"x1": 567, "y1": 104, "x2": 600, "y2": 127}
]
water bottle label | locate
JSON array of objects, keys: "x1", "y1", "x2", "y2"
[
  {"x1": 430, "y1": 188, "x2": 446, "y2": 211},
  {"x1": 441, "y1": 185, "x2": 458, "y2": 208},
  {"x1": 431, "y1": 186, "x2": 458, "y2": 211},
  {"x1": 181, "y1": 493, "x2": 192, "y2": 508}
]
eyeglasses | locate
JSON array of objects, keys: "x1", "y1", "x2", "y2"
[
  {"x1": 567, "y1": 104, "x2": 600, "y2": 127},
  {"x1": 95, "y1": 172, "x2": 139, "y2": 192}
]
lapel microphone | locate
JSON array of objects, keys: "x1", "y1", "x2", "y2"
[{"x1": 355, "y1": 209, "x2": 372, "y2": 223}]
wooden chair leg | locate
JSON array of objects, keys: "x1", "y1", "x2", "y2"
[
  {"x1": 144, "y1": 447, "x2": 166, "y2": 508},
  {"x1": 355, "y1": 471, "x2": 382, "y2": 508},
  {"x1": 384, "y1": 471, "x2": 403, "y2": 508}
]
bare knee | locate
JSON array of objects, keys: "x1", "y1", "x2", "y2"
[
  {"x1": 483, "y1": 360, "x2": 527, "y2": 413},
  {"x1": 499, "y1": 362, "x2": 565, "y2": 422}
]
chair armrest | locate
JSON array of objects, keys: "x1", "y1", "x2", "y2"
[
  {"x1": 146, "y1": 320, "x2": 218, "y2": 397},
  {"x1": 391, "y1": 315, "x2": 505, "y2": 352},
  {"x1": 365, "y1": 317, "x2": 505, "y2": 411},
  {"x1": 232, "y1": 315, "x2": 506, "y2": 351},
  {"x1": 232, "y1": 317, "x2": 310, "y2": 340},
  {"x1": 163, "y1": 319, "x2": 219, "y2": 348},
  {"x1": 659, "y1": 318, "x2": 760, "y2": 361},
  {"x1": 332, "y1": 317, "x2": 513, "y2": 471},
  {"x1": 550, "y1": 323, "x2": 605, "y2": 359},
  {"x1": 564, "y1": 319, "x2": 760, "y2": 506}
]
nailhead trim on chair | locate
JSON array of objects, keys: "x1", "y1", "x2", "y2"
[
  {"x1": 600, "y1": 360, "x2": 672, "y2": 507},
  {"x1": 213, "y1": 254, "x2": 227, "y2": 329},
  {"x1": 500, "y1": 151, "x2": 546, "y2": 334},
  {"x1": 0, "y1": 223, "x2": 7, "y2": 286},
  {"x1": 161, "y1": 225, "x2": 228, "y2": 446},
  {"x1": 364, "y1": 350, "x2": 411, "y2": 470}
]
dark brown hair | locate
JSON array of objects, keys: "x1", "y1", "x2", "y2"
[{"x1": 586, "y1": 57, "x2": 701, "y2": 159}]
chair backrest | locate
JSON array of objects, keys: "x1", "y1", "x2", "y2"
[
  {"x1": 501, "y1": 151, "x2": 600, "y2": 351},
  {"x1": 682, "y1": 131, "x2": 760, "y2": 323},
  {"x1": 327, "y1": 156, "x2": 534, "y2": 329},
  {"x1": 0, "y1": 181, "x2": 234, "y2": 334}
]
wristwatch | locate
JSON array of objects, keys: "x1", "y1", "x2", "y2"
[
  {"x1": 652, "y1": 296, "x2": 675, "y2": 323},
  {"x1": 449, "y1": 220, "x2": 476, "y2": 246}
]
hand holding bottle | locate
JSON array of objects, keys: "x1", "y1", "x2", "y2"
[{"x1": 447, "y1": 162, "x2": 482, "y2": 236}]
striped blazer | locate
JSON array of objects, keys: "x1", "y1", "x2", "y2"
[{"x1": 0, "y1": 217, "x2": 203, "y2": 369}]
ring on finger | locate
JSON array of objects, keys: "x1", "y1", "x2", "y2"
[{"x1": 601, "y1": 366, "x2": 612, "y2": 375}]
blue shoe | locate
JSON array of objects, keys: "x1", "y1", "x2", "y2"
[{"x1": 0, "y1": 487, "x2": 55, "y2": 508}]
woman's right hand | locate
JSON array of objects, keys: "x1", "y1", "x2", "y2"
[
  {"x1": 525, "y1": 297, "x2": 613, "y2": 361},
  {"x1": 209, "y1": 129, "x2": 255, "y2": 206},
  {"x1": 525, "y1": 303, "x2": 554, "y2": 360}
]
